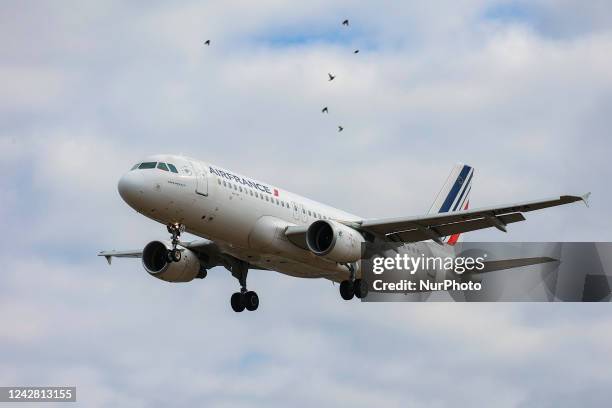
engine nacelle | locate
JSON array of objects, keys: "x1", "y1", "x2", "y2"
[
  {"x1": 142, "y1": 240, "x2": 201, "y2": 282},
  {"x1": 306, "y1": 220, "x2": 365, "y2": 263}
]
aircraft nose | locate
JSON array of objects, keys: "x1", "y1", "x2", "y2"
[{"x1": 117, "y1": 171, "x2": 144, "y2": 206}]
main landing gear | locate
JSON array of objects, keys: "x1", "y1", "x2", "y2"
[
  {"x1": 339, "y1": 263, "x2": 368, "y2": 300},
  {"x1": 166, "y1": 223, "x2": 185, "y2": 262},
  {"x1": 230, "y1": 259, "x2": 259, "y2": 313}
]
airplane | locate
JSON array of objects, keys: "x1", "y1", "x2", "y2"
[{"x1": 99, "y1": 155, "x2": 589, "y2": 312}]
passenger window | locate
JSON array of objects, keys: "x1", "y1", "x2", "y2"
[
  {"x1": 167, "y1": 163, "x2": 179, "y2": 173},
  {"x1": 223, "y1": 181, "x2": 227, "y2": 187},
  {"x1": 233, "y1": 184, "x2": 237, "y2": 190},
  {"x1": 239, "y1": 186, "x2": 243, "y2": 192},
  {"x1": 249, "y1": 190, "x2": 253, "y2": 196},
  {"x1": 157, "y1": 163, "x2": 169, "y2": 171},
  {"x1": 131, "y1": 163, "x2": 140, "y2": 170},
  {"x1": 308, "y1": 210, "x2": 312, "y2": 216},
  {"x1": 139, "y1": 162, "x2": 157, "y2": 169}
]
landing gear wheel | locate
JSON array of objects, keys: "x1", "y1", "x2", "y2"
[
  {"x1": 168, "y1": 248, "x2": 181, "y2": 262},
  {"x1": 244, "y1": 291, "x2": 259, "y2": 311},
  {"x1": 166, "y1": 223, "x2": 185, "y2": 261},
  {"x1": 354, "y1": 279, "x2": 368, "y2": 299},
  {"x1": 339, "y1": 280, "x2": 355, "y2": 300},
  {"x1": 231, "y1": 292, "x2": 245, "y2": 312}
]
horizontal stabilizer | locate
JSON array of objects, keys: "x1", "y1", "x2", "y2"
[{"x1": 471, "y1": 256, "x2": 558, "y2": 274}]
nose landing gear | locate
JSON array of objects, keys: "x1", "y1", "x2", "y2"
[{"x1": 166, "y1": 223, "x2": 185, "y2": 262}]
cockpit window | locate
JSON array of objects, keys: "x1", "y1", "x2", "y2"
[
  {"x1": 167, "y1": 163, "x2": 178, "y2": 173},
  {"x1": 138, "y1": 162, "x2": 157, "y2": 169},
  {"x1": 157, "y1": 162, "x2": 169, "y2": 171},
  {"x1": 131, "y1": 163, "x2": 140, "y2": 170}
]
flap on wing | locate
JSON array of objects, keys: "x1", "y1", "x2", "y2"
[
  {"x1": 387, "y1": 213, "x2": 525, "y2": 243},
  {"x1": 285, "y1": 225, "x2": 309, "y2": 250},
  {"x1": 182, "y1": 239, "x2": 216, "y2": 250}
]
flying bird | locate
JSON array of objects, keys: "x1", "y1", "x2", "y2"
[
  {"x1": 328, "y1": 73, "x2": 336, "y2": 81},
  {"x1": 338, "y1": 126, "x2": 344, "y2": 132},
  {"x1": 353, "y1": 49, "x2": 359, "y2": 54},
  {"x1": 342, "y1": 19, "x2": 349, "y2": 26},
  {"x1": 322, "y1": 107, "x2": 329, "y2": 113},
  {"x1": 204, "y1": 40, "x2": 211, "y2": 46}
]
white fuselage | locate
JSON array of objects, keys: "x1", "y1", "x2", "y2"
[{"x1": 118, "y1": 154, "x2": 375, "y2": 281}]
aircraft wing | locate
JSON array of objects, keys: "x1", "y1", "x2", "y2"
[
  {"x1": 98, "y1": 239, "x2": 220, "y2": 265},
  {"x1": 97, "y1": 239, "x2": 270, "y2": 271},
  {"x1": 98, "y1": 249, "x2": 142, "y2": 264},
  {"x1": 354, "y1": 194, "x2": 590, "y2": 244}
]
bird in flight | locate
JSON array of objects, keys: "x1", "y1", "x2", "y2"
[
  {"x1": 328, "y1": 73, "x2": 336, "y2": 81},
  {"x1": 342, "y1": 19, "x2": 349, "y2": 26},
  {"x1": 354, "y1": 49, "x2": 359, "y2": 54},
  {"x1": 322, "y1": 107, "x2": 329, "y2": 113},
  {"x1": 338, "y1": 126, "x2": 344, "y2": 132},
  {"x1": 204, "y1": 40, "x2": 211, "y2": 46}
]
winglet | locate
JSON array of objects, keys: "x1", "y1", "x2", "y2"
[
  {"x1": 104, "y1": 255, "x2": 112, "y2": 265},
  {"x1": 581, "y1": 192, "x2": 592, "y2": 208}
]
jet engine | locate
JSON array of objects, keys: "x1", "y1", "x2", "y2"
[
  {"x1": 142, "y1": 240, "x2": 202, "y2": 282},
  {"x1": 306, "y1": 220, "x2": 365, "y2": 263}
]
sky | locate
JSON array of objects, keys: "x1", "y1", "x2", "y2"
[{"x1": 1, "y1": 0, "x2": 612, "y2": 406}]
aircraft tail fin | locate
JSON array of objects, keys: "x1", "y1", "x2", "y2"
[{"x1": 428, "y1": 163, "x2": 474, "y2": 245}]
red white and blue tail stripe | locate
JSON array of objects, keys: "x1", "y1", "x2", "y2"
[{"x1": 428, "y1": 163, "x2": 474, "y2": 245}]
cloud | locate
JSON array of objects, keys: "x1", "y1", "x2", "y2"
[
  {"x1": 2, "y1": 0, "x2": 612, "y2": 406},
  {"x1": 2, "y1": 255, "x2": 612, "y2": 407}
]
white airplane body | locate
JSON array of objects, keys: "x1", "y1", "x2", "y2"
[{"x1": 101, "y1": 154, "x2": 588, "y2": 311}]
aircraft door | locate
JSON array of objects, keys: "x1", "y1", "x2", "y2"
[
  {"x1": 191, "y1": 161, "x2": 208, "y2": 196},
  {"x1": 291, "y1": 201, "x2": 300, "y2": 221}
]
